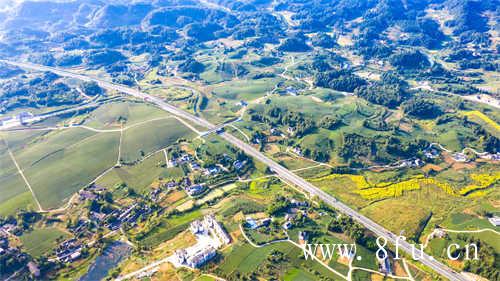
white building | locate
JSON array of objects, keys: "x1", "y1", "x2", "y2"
[
  {"x1": 204, "y1": 215, "x2": 231, "y2": 245},
  {"x1": 169, "y1": 215, "x2": 231, "y2": 269},
  {"x1": 451, "y1": 153, "x2": 468, "y2": 162},
  {"x1": 488, "y1": 216, "x2": 500, "y2": 227}
]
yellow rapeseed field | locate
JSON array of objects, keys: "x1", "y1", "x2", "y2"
[{"x1": 462, "y1": 111, "x2": 500, "y2": 132}]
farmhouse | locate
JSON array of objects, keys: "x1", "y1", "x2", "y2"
[
  {"x1": 451, "y1": 153, "x2": 468, "y2": 162},
  {"x1": 298, "y1": 231, "x2": 308, "y2": 244},
  {"x1": 488, "y1": 216, "x2": 500, "y2": 227},
  {"x1": 379, "y1": 256, "x2": 392, "y2": 275},
  {"x1": 185, "y1": 184, "x2": 206, "y2": 197},
  {"x1": 236, "y1": 100, "x2": 248, "y2": 107},
  {"x1": 400, "y1": 158, "x2": 423, "y2": 168},
  {"x1": 203, "y1": 166, "x2": 219, "y2": 176},
  {"x1": 164, "y1": 181, "x2": 178, "y2": 189},
  {"x1": 55, "y1": 239, "x2": 83, "y2": 263},
  {"x1": 233, "y1": 160, "x2": 246, "y2": 170},
  {"x1": 169, "y1": 153, "x2": 193, "y2": 167},
  {"x1": 285, "y1": 86, "x2": 298, "y2": 96},
  {"x1": 480, "y1": 152, "x2": 500, "y2": 161},
  {"x1": 88, "y1": 184, "x2": 107, "y2": 193},
  {"x1": 27, "y1": 261, "x2": 40, "y2": 277},
  {"x1": 190, "y1": 162, "x2": 201, "y2": 170},
  {"x1": 283, "y1": 221, "x2": 293, "y2": 230},
  {"x1": 149, "y1": 188, "x2": 162, "y2": 201},
  {"x1": 424, "y1": 148, "x2": 440, "y2": 159},
  {"x1": 292, "y1": 146, "x2": 302, "y2": 156},
  {"x1": 290, "y1": 199, "x2": 308, "y2": 207},
  {"x1": 78, "y1": 190, "x2": 98, "y2": 201}
]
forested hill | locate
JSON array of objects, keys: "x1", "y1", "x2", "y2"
[{"x1": 0, "y1": 0, "x2": 497, "y2": 59}]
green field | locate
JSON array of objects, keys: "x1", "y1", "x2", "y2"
[
  {"x1": 5, "y1": 128, "x2": 120, "y2": 209},
  {"x1": 0, "y1": 192, "x2": 37, "y2": 217},
  {"x1": 96, "y1": 152, "x2": 185, "y2": 194},
  {"x1": 83, "y1": 102, "x2": 171, "y2": 129},
  {"x1": 120, "y1": 118, "x2": 195, "y2": 163},
  {"x1": 216, "y1": 242, "x2": 344, "y2": 280},
  {"x1": 0, "y1": 139, "x2": 32, "y2": 208},
  {"x1": 137, "y1": 210, "x2": 203, "y2": 248},
  {"x1": 211, "y1": 78, "x2": 280, "y2": 101},
  {"x1": 20, "y1": 227, "x2": 70, "y2": 258}
]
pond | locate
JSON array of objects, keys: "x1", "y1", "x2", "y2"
[{"x1": 79, "y1": 241, "x2": 132, "y2": 281}]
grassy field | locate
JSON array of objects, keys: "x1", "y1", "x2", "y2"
[
  {"x1": 137, "y1": 210, "x2": 203, "y2": 248},
  {"x1": 83, "y1": 102, "x2": 171, "y2": 129},
  {"x1": 216, "y1": 242, "x2": 344, "y2": 280},
  {"x1": 120, "y1": 118, "x2": 195, "y2": 163},
  {"x1": 145, "y1": 86, "x2": 193, "y2": 101},
  {"x1": 362, "y1": 200, "x2": 431, "y2": 241},
  {"x1": 310, "y1": 170, "x2": 499, "y2": 241},
  {"x1": 20, "y1": 227, "x2": 70, "y2": 258},
  {"x1": 0, "y1": 139, "x2": 33, "y2": 209},
  {"x1": 5, "y1": 128, "x2": 120, "y2": 209},
  {"x1": 0, "y1": 192, "x2": 37, "y2": 217},
  {"x1": 211, "y1": 78, "x2": 280, "y2": 101},
  {"x1": 96, "y1": 152, "x2": 184, "y2": 194}
]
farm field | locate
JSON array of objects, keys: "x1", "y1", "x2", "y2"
[
  {"x1": 0, "y1": 1, "x2": 498, "y2": 279},
  {"x1": 136, "y1": 209, "x2": 203, "y2": 248},
  {"x1": 3, "y1": 128, "x2": 120, "y2": 209},
  {"x1": 84, "y1": 102, "x2": 169, "y2": 129},
  {"x1": 215, "y1": 242, "x2": 345, "y2": 280},
  {"x1": 0, "y1": 139, "x2": 33, "y2": 210},
  {"x1": 120, "y1": 117, "x2": 195, "y2": 163},
  {"x1": 83, "y1": 102, "x2": 171, "y2": 129},
  {"x1": 211, "y1": 78, "x2": 280, "y2": 101},
  {"x1": 309, "y1": 170, "x2": 499, "y2": 241},
  {"x1": 96, "y1": 152, "x2": 185, "y2": 194},
  {"x1": 20, "y1": 227, "x2": 71, "y2": 258}
]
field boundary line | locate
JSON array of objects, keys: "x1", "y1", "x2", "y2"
[
  {"x1": 2, "y1": 138, "x2": 44, "y2": 212},
  {"x1": 442, "y1": 228, "x2": 500, "y2": 236}
]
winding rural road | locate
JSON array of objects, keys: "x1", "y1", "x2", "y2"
[{"x1": 1, "y1": 60, "x2": 468, "y2": 281}]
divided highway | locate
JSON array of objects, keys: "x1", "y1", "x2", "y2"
[{"x1": 1, "y1": 60, "x2": 467, "y2": 281}]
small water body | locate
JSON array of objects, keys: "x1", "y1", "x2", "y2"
[{"x1": 79, "y1": 241, "x2": 132, "y2": 281}]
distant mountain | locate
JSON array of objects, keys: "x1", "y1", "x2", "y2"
[{"x1": 88, "y1": 3, "x2": 154, "y2": 28}]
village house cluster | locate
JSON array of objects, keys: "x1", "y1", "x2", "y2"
[
  {"x1": 55, "y1": 239, "x2": 83, "y2": 263},
  {"x1": 169, "y1": 151, "x2": 246, "y2": 178}
]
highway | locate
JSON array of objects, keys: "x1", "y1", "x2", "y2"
[{"x1": 1, "y1": 60, "x2": 467, "y2": 281}]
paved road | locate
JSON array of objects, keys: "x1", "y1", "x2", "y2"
[{"x1": 1, "y1": 60, "x2": 467, "y2": 281}]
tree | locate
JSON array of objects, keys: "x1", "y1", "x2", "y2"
[
  {"x1": 389, "y1": 50, "x2": 430, "y2": 70},
  {"x1": 178, "y1": 58, "x2": 205, "y2": 73},
  {"x1": 278, "y1": 34, "x2": 311, "y2": 52},
  {"x1": 318, "y1": 115, "x2": 342, "y2": 129},
  {"x1": 403, "y1": 97, "x2": 442, "y2": 119},
  {"x1": 355, "y1": 84, "x2": 405, "y2": 108},
  {"x1": 266, "y1": 196, "x2": 290, "y2": 216},
  {"x1": 103, "y1": 192, "x2": 113, "y2": 203},
  {"x1": 80, "y1": 81, "x2": 103, "y2": 96}
]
